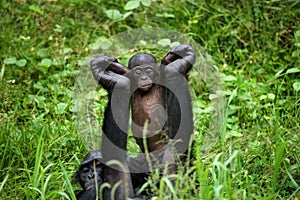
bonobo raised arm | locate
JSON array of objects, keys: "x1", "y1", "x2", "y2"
[
  {"x1": 91, "y1": 55, "x2": 134, "y2": 200},
  {"x1": 162, "y1": 44, "x2": 195, "y2": 150}
]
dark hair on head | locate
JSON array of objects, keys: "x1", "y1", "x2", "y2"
[{"x1": 128, "y1": 53, "x2": 157, "y2": 69}]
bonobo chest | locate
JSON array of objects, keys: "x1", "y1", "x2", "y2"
[
  {"x1": 131, "y1": 84, "x2": 166, "y2": 152},
  {"x1": 131, "y1": 84, "x2": 165, "y2": 126}
]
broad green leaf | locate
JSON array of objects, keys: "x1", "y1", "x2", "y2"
[
  {"x1": 97, "y1": 88, "x2": 108, "y2": 97},
  {"x1": 40, "y1": 58, "x2": 52, "y2": 67},
  {"x1": 55, "y1": 103, "x2": 68, "y2": 115},
  {"x1": 223, "y1": 75, "x2": 237, "y2": 81},
  {"x1": 141, "y1": 0, "x2": 151, "y2": 6},
  {"x1": 54, "y1": 24, "x2": 63, "y2": 33},
  {"x1": 28, "y1": 94, "x2": 46, "y2": 102},
  {"x1": 139, "y1": 40, "x2": 147, "y2": 46},
  {"x1": 77, "y1": 60, "x2": 86, "y2": 67},
  {"x1": 292, "y1": 50, "x2": 300, "y2": 57},
  {"x1": 37, "y1": 48, "x2": 50, "y2": 58},
  {"x1": 4, "y1": 57, "x2": 17, "y2": 65},
  {"x1": 90, "y1": 37, "x2": 112, "y2": 51},
  {"x1": 123, "y1": 11, "x2": 132, "y2": 19},
  {"x1": 293, "y1": 82, "x2": 300, "y2": 91},
  {"x1": 124, "y1": 0, "x2": 140, "y2": 10},
  {"x1": 259, "y1": 95, "x2": 267, "y2": 100},
  {"x1": 267, "y1": 93, "x2": 275, "y2": 100},
  {"x1": 62, "y1": 48, "x2": 72, "y2": 54},
  {"x1": 225, "y1": 130, "x2": 243, "y2": 139},
  {"x1": 157, "y1": 38, "x2": 171, "y2": 46},
  {"x1": 170, "y1": 41, "x2": 181, "y2": 47},
  {"x1": 105, "y1": 9, "x2": 122, "y2": 20},
  {"x1": 16, "y1": 59, "x2": 27, "y2": 67},
  {"x1": 286, "y1": 67, "x2": 300, "y2": 74}
]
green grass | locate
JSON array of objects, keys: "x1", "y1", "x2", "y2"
[{"x1": 0, "y1": 0, "x2": 299, "y2": 199}]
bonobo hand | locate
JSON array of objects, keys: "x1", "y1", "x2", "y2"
[
  {"x1": 91, "y1": 54, "x2": 118, "y2": 70},
  {"x1": 91, "y1": 54, "x2": 117, "y2": 82},
  {"x1": 91, "y1": 54, "x2": 130, "y2": 83},
  {"x1": 169, "y1": 44, "x2": 195, "y2": 65}
]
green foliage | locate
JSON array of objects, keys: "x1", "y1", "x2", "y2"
[{"x1": 0, "y1": 0, "x2": 299, "y2": 199}]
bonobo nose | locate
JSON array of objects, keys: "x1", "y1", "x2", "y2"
[
  {"x1": 88, "y1": 171, "x2": 95, "y2": 179},
  {"x1": 141, "y1": 76, "x2": 147, "y2": 81}
]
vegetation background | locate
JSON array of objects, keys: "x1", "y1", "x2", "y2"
[{"x1": 0, "y1": 0, "x2": 299, "y2": 199}]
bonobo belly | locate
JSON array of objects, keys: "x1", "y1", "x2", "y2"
[{"x1": 131, "y1": 86, "x2": 166, "y2": 152}]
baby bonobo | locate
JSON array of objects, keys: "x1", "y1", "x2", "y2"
[{"x1": 127, "y1": 53, "x2": 167, "y2": 152}]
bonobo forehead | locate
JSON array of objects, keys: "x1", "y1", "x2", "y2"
[
  {"x1": 132, "y1": 64, "x2": 156, "y2": 70},
  {"x1": 128, "y1": 53, "x2": 157, "y2": 69},
  {"x1": 80, "y1": 150, "x2": 103, "y2": 165}
]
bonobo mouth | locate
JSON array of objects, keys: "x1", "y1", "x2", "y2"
[
  {"x1": 84, "y1": 185, "x2": 94, "y2": 190},
  {"x1": 139, "y1": 83, "x2": 152, "y2": 91}
]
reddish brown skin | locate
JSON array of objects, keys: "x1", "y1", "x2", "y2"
[{"x1": 131, "y1": 84, "x2": 167, "y2": 153}]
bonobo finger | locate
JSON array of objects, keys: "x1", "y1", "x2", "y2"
[
  {"x1": 161, "y1": 52, "x2": 181, "y2": 65},
  {"x1": 109, "y1": 62, "x2": 130, "y2": 75},
  {"x1": 98, "y1": 71, "x2": 130, "y2": 91},
  {"x1": 170, "y1": 44, "x2": 192, "y2": 56}
]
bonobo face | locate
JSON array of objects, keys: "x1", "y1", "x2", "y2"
[
  {"x1": 133, "y1": 65, "x2": 157, "y2": 91},
  {"x1": 79, "y1": 158, "x2": 103, "y2": 190}
]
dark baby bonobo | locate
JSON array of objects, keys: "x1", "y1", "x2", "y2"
[
  {"x1": 127, "y1": 46, "x2": 195, "y2": 156},
  {"x1": 88, "y1": 44, "x2": 195, "y2": 199},
  {"x1": 74, "y1": 150, "x2": 103, "y2": 200}
]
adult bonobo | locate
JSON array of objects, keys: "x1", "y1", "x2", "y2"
[
  {"x1": 73, "y1": 150, "x2": 104, "y2": 200},
  {"x1": 91, "y1": 54, "x2": 134, "y2": 199},
  {"x1": 90, "y1": 44, "x2": 195, "y2": 198},
  {"x1": 74, "y1": 150, "x2": 147, "y2": 200}
]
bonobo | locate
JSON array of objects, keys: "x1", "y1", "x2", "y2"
[
  {"x1": 90, "y1": 44, "x2": 195, "y2": 198},
  {"x1": 74, "y1": 150, "x2": 103, "y2": 200},
  {"x1": 91, "y1": 54, "x2": 134, "y2": 199},
  {"x1": 74, "y1": 150, "x2": 149, "y2": 200},
  {"x1": 127, "y1": 45, "x2": 195, "y2": 163}
]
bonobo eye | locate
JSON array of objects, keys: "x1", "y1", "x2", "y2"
[
  {"x1": 81, "y1": 167, "x2": 90, "y2": 173},
  {"x1": 134, "y1": 69, "x2": 142, "y2": 76},
  {"x1": 145, "y1": 68, "x2": 153, "y2": 75},
  {"x1": 95, "y1": 160, "x2": 102, "y2": 168}
]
